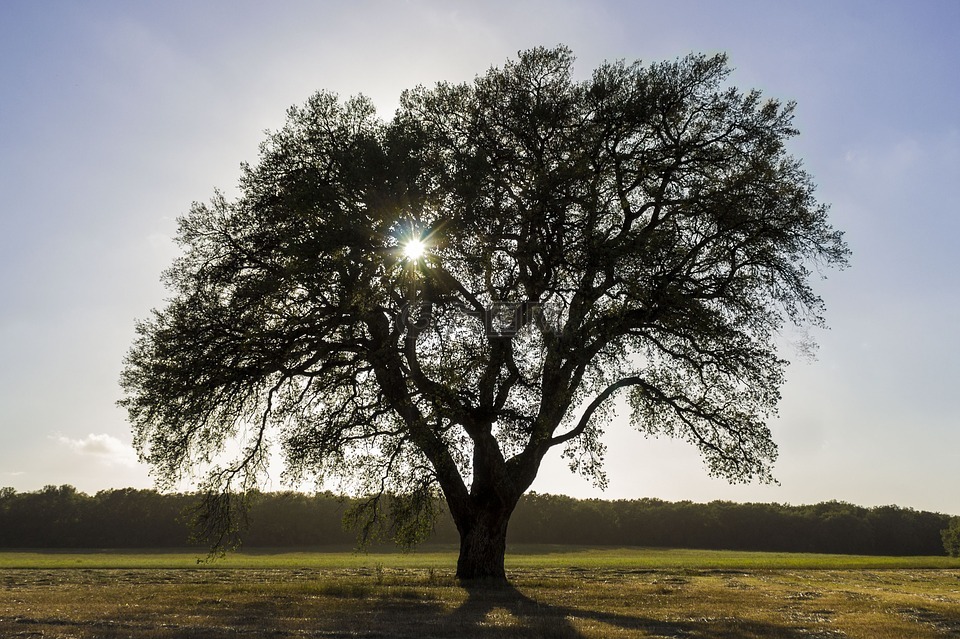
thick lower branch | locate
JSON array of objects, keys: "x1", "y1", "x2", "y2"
[{"x1": 363, "y1": 311, "x2": 471, "y2": 513}]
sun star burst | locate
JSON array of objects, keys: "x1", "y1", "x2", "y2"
[{"x1": 403, "y1": 238, "x2": 426, "y2": 261}]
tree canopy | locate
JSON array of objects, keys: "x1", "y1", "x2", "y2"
[{"x1": 121, "y1": 46, "x2": 849, "y2": 579}]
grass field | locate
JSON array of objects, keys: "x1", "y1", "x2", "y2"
[{"x1": 2, "y1": 546, "x2": 959, "y2": 638}]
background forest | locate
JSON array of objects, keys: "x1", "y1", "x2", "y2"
[{"x1": 0, "y1": 486, "x2": 952, "y2": 556}]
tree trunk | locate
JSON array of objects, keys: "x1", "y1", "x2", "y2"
[{"x1": 455, "y1": 504, "x2": 511, "y2": 582}]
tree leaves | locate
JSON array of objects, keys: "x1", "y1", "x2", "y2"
[{"x1": 120, "y1": 47, "x2": 849, "y2": 554}]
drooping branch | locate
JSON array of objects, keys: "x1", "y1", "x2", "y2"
[{"x1": 548, "y1": 376, "x2": 646, "y2": 446}]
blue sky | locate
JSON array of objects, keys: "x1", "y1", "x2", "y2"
[{"x1": 2, "y1": 0, "x2": 959, "y2": 513}]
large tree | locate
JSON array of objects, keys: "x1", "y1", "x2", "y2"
[{"x1": 120, "y1": 47, "x2": 848, "y2": 580}]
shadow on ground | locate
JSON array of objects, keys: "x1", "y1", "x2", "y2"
[
  {"x1": 0, "y1": 569, "x2": 842, "y2": 639},
  {"x1": 427, "y1": 580, "x2": 819, "y2": 639}
]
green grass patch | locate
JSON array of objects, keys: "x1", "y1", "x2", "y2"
[{"x1": 1, "y1": 545, "x2": 957, "y2": 570}]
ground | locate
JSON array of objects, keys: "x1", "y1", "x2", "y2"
[{"x1": 1, "y1": 548, "x2": 959, "y2": 638}]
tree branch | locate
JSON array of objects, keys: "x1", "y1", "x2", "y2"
[{"x1": 548, "y1": 375, "x2": 645, "y2": 446}]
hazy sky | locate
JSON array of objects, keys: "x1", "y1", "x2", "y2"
[{"x1": 2, "y1": 0, "x2": 959, "y2": 514}]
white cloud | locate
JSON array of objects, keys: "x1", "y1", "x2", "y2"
[{"x1": 56, "y1": 433, "x2": 139, "y2": 468}]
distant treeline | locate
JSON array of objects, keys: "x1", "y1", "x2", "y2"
[{"x1": 0, "y1": 485, "x2": 953, "y2": 556}]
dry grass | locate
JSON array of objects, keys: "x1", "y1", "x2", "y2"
[{"x1": 1, "y1": 556, "x2": 959, "y2": 637}]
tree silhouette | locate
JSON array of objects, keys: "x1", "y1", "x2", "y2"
[{"x1": 120, "y1": 46, "x2": 848, "y2": 580}]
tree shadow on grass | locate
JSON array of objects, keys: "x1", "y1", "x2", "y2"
[
  {"x1": 0, "y1": 569, "x2": 833, "y2": 639},
  {"x1": 431, "y1": 580, "x2": 822, "y2": 639}
]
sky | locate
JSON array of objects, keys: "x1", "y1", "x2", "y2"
[{"x1": 1, "y1": 0, "x2": 959, "y2": 514}]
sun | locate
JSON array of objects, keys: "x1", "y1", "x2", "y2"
[{"x1": 403, "y1": 238, "x2": 426, "y2": 261}]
